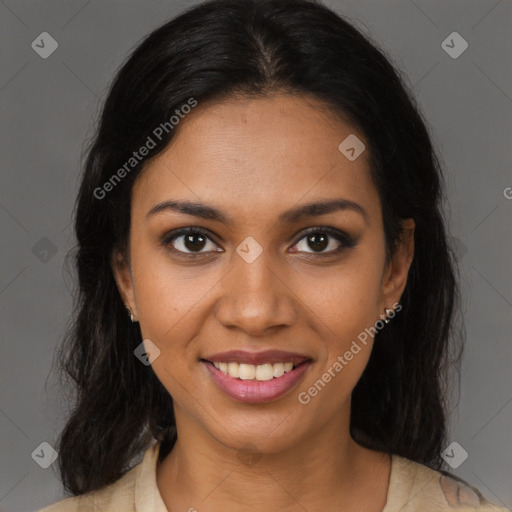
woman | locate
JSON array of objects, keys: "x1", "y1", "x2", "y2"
[{"x1": 39, "y1": 0, "x2": 509, "y2": 510}]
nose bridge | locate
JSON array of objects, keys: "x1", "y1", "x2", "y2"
[{"x1": 215, "y1": 244, "x2": 296, "y2": 334}]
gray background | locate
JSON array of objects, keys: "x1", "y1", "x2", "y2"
[{"x1": 0, "y1": 0, "x2": 511, "y2": 511}]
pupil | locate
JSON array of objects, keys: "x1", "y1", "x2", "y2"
[
  {"x1": 309, "y1": 233, "x2": 327, "y2": 252},
  {"x1": 185, "y1": 233, "x2": 206, "y2": 251}
]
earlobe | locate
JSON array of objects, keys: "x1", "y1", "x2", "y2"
[{"x1": 111, "y1": 250, "x2": 138, "y2": 320}]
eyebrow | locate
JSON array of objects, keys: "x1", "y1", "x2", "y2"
[{"x1": 146, "y1": 198, "x2": 368, "y2": 225}]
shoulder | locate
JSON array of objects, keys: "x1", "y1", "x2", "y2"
[
  {"x1": 38, "y1": 440, "x2": 165, "y2": 512},
  {"x1": 386, "y1": 455, "x2": 510, "y2": 512},
  {"x1": 38, "y1": 460, "x2": 139, "y2": 512}
]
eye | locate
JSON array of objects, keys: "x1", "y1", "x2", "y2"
[
  {"x1": 161, "y1": 226, "x2": 357, "y2": 257},
  {"x1": 290, "y1": 227, "x2": 357, "y2": 255},
  {"x1": 162, "y1": 227, "x2": 222, "y2": 255}
]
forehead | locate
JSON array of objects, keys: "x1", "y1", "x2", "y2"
[{"x1": 133, "y1": 94, "x2": 379, "y2": 224}]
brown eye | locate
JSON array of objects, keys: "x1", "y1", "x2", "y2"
[
  {"x1": 162, "y1": 228, "x2": 222, "y2": 254},
  {"x1": 305, "y1": 232, "x2": 329, "y2": 252},
  {"x1": 291, "y1": 227, "x2": 357, "y2": 255},
  {"x1": 180, "y1": 232, "x2": 208, "y2": 252}
]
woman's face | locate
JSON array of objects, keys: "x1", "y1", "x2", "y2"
[{"x1": 114, "y1": 94, "x2": 414, "y2": 454}]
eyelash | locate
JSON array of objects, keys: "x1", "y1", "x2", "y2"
[{"x1": 161, "y1": 226, "x2": 357, "y2": 258}]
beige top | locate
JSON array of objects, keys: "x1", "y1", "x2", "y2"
[{"x1": 39, "y1": 440, "x2": 510, "y2": 512}]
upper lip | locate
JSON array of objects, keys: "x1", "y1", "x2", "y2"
[{"x1": 202, "y1": 350, "x2": 311, "y2": 366}]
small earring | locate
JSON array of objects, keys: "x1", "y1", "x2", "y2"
[
  {"x1": 127, "y1": 307, "x2": 135, "y2": 323},
  {"x1": 383, "y1": 307, "x2": 394, "y2": 324}
]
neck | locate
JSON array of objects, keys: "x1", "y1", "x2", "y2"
[{"x1": 156, "y1": 403, "x2": 391, "y2": 512}]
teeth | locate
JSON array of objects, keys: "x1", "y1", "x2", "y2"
[
  {"x1": 273, "y1": 362, "x2": 284, "y2": 378},
  {"x1": 212, "y1": 361, "x2": 297, "y2": 380},
  {"x1": 228, "y1": 362, "x2": 239, "y2": 378},
  {"x1": 237, "y1": 363, "x2": 254, "y2": 380},
  {"x1": 256, "y1": 363, "x2": 274, "y2": 380}
]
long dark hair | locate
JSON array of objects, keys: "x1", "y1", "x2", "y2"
[{"x1": 55, "y1": 0, "x2": 463, "y2": 496}]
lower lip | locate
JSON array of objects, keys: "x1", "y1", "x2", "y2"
[{"x1": 203, "y1": 360, "x2": 312, "y2": 403}]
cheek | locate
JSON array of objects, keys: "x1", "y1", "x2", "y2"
[
  {"x1": 129, "y1": 242, "x2": 209, "y2": 342},
  {"x1": 294, "y1": 250, "x2": 385, "y2": 392},
  {"x1": 301, "y1": 254, "x2": 385, "y2": 338},
  {"x1": 130, "y1": 255, "x2": 202, "y2": 399}
]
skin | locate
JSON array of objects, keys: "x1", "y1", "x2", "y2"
[{"x1": 113, "y1": 94, "x2": 415, "y2": 512}]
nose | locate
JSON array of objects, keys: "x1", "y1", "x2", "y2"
[{"x1": 214, "y1": 251, "x2": 298, "y2": 336}]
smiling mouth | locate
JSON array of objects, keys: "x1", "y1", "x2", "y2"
[{"x1": 200, "y1": 359, "x2": 311, "y2": 381}]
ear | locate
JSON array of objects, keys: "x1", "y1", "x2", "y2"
[
  {"x1": 111, "y1": 250, "x2": 138, "y2": 321},
  {"x1": 379, "y1": 218, "x2": 415, "y2": 311}
]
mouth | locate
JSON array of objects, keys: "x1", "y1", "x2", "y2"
[{"x1": 200, "y1": 351, "x2": 313, "y2": 403}]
